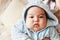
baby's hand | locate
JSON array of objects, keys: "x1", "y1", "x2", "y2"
[{"x1": 42, "y1": 37, "x2": 50, "y2": 40}]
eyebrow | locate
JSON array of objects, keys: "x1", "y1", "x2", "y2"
[{"x1": 40, "y1": 13, "x2": 45, "y2": 15}]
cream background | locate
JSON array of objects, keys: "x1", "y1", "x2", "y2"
[{"x1": 0, "y1": 0, "x2": 26, "y2": 40}]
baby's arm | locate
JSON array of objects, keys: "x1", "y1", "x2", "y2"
[
  {"x1": 50, "y1": 27, "x2": 60, "y2": 40},
  {"x1": 11, "y1": 26, "x2": 27, "y2": 40},
  {"x1": 11, "y1": 20, "x2": 29, "y2": 40}
]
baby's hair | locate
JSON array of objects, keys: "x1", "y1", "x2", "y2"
[{"x1": 24, "y1": 5, "x2": 54, "y2": 21}]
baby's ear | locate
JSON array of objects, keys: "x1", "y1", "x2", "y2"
[{"x1": 42, "y1": 37, "x2": 50, "y2": 40}]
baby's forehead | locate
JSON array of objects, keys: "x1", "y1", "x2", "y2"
[{"x1": 27, "y1": 6, "x2": 46, "y2": 15}]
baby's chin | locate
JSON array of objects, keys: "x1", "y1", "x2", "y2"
[
  {"x1": 28, "y1": 27, "x2": 40, "y2": 32},
  {"x1": 29, "y1": 27, "x2": 40, "y2": 32},
  {"x1": 33, "y1": 28, "x2": 39, "y2": 32},
  {"x1": 27, "y1": 26, "x2": 42, "y2": 32}
]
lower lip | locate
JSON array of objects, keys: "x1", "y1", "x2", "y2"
[{"x1": 34, "y1": 25, "x2": 39, "y2": 27}]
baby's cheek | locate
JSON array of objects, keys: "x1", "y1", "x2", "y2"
[
  {"x1": 39, "y1": 21, "x2": 46, "y2": 27},
  {"x1": 26, "y1": 22, "x2": 33, "y2": 29}
]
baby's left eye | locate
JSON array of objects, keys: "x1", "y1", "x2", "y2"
[{"x1": 39, "y1": 16, "x2": 44, "y2": 18}]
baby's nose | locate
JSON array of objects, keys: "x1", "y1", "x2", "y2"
[{"x1": 34, "y1": 17, "x2": 38, "y2": 22}]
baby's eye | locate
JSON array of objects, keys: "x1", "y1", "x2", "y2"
[
  {"x1": 30, "y1": 16, "x2": 34, "y2": 18},
  {"x1": 39, "y1": 16, "x2": 44, "y2": 18}
]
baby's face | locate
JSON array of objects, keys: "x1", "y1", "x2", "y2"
[{"x1": 26, "y1": 7, "x2": 47, "y2": 32}]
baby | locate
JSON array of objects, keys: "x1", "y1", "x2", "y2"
[{"x1": 11, "y1": 2, "x2": 60, "y2": 40}]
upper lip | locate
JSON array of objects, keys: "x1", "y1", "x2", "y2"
[
  {"x1": 34, "y1": 23, "x2": 39, "y2": 25},
  {"x1": 34, "y1": 24, "x2": 38, "y2": 25}
]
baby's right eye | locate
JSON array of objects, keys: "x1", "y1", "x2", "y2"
[
  {"x1": 39, "y1": 16, "x2": 44, "y2": 18},
  {"x1": 30, "y1": 16, "x2": 34, "y2": 18}
]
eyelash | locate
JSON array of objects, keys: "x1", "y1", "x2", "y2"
[{"x1": 29, "y1": 16, "x2": 44, "y2": 18}]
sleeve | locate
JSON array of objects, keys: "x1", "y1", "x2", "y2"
[
  {"x1": 50, "y1": 27, "x2": 60, "y2": 40},
  {"x1": 11, "y1": 26, "x2": 26, "y2": 40},
  {"x1": 11, "y1": 20, "x2": 28, "y2": 40}
]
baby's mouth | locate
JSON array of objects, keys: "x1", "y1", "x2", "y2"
[
  {"x1": 33, "y1": 24, "x2": 39, "y2": 32},
  {"x1": 34, "y1": 24, "x2": 39, "y2": 27}
]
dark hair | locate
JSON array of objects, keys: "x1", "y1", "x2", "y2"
[{"x1": 24, "y1": 6, "x2": 54, "y2": 21}]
